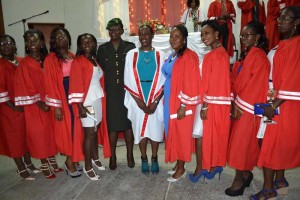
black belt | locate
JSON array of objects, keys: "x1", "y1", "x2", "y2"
[{"x1": 141, "y1": 80, "x2": 152, "y2": 83}]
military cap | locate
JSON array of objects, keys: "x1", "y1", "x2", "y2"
[{"x1": 106, "y1": 18, "x2": 124, "y2": 30}]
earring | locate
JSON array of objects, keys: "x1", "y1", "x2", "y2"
[
  {"x1": 216, "y1": 35, "x2": 219, "y2": 40},
  {"x1": 255, "y1": 41, "x2": 258, "y2": 46}
]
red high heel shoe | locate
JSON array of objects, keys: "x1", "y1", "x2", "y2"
[
  {"x1": 41, "y1": 163, "x2": 56, "y2": 179},
  {"x1": 47, "y1": 157, "x2": 63, "y2": 172}
]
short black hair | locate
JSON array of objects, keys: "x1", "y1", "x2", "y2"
[
  {"x1": 282, "y1": 6, "x2": 300, "y2": 36},
  {"x1": 49, "y1": 27, "x2": 72, "y2": 60},
  {"x1": 23, "y1": 29, "x2": 48, "y2": 60},
  {"x1": 201, "y1": 19, "x2": 222, "y2": 39},
  {"x1": 187, "y1": 0, "x2": 200, "y2": 8},
  {"x1": 245, "y1": 21, "x2": 269, "y2": 54},
  {"x1": 138, "y1": 24, "x2": 154, "y2": 35},
  {"x1": 172, "y1": 24, "x2": 188, "y2": 56},
  {"x1": 76, "y1": 33, "x2": 97, "y2": 57},
  {"x1": 0, "y1": 34, "x2": 17, "y2": 54}
]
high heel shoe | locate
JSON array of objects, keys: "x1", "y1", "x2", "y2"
[
  {"x1": 244, "y1": 171, "x2": 254, "y2": 187},
  {"x1": 25, "y1": 163, "x2": 41, "y2": 174},
  {"x1": 167, "y1": 164, "x2": 186, "y2": 175},
  {"x1": 47, "y1": 157, "x2": 64, "y2": 172},
  {"x1": 224, "y1": 179, "x2": 246, "y2": 196},
  {"x1": 64, "y1": 164, "x2": 81, "y2": 178},
  {"x1": 151, "y1": 156, "x2": 159, "y2": 174},
  {"x1": 141, "y1": 156, "x2": 149, "y2": 174},
  {"x1": 249, "y1": 189, "x2": 278, "y2": 200},
  {"x1": 274, "y1": 178, "x2": 289, "y2": 195},
  {"x1": 92, "y1": 159, "x2": 106, "y2": 170},
  {"x1": 167, "y1": 170, "x2": 187, "y2": 182},
  {"x1": 83, "y1": 168, "x2": 101, "y2": 181},
  {"x1": 74, "y1": 162, "x2": 83, "y2": 172},
  {"x1": 188, "y1": 170, "x2": 208, "y2": 183},
  {"x1": 41, "y1": 163, "x2": 56, "y2": 179},
  {"x1": 205, "y1": 166, "x2": 223, "y2": 180},
  {"x1": 16, "y1": 169, "x2": 35, "y2": 181}
]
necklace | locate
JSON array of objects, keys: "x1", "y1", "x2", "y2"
[
  {"x1": 141, "y1": 49, "x2": 153, "y2": 65},
  {"x1": 212, "y1": 43, "x2": 221, "y2": 50},
  {"x1": 169, "y1": 54, "x2": 177, "y2": 63}
]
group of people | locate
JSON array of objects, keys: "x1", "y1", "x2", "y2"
[
  {"x1": 0, "y1": 3, "x2": 299, "y2": 200},
  {"x1": 180, "y1": 0, "x2": 300, "y2": 57}
]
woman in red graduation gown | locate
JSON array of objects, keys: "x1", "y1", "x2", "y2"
[
  {"x1": 14, "y1": 29, "x2": 59, "y2": 179},
  {"x1": 69, "y1": 33, "x2": 111, "y2": 180},
  {"x1": 44, "y1": 27, "x2": 81, "y2": 178},
  {"x1": 250, "y1": 6, "x2": 300, "y2": 200},
  {"x1": 225, "y1": 21, "x2": 270, "y2": 197},
  {"x1": 198, "y1": 19, "x2": 231, "y2": 180},
  {"x1": 0, "y1": 34, "x2": 39, "y2": 180}
]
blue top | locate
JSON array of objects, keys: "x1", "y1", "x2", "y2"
[
  {"x1": 161, "y1": 53, "x2": 178, "y2": 137},
  {"x1": 137, "y1": 50, "x2": 156, "y2": 103}
]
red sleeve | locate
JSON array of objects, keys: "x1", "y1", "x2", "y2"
[
  {"x1": 181, "y1": 50, "x2": 201, "y2": 104},
  {"x1": 0, "y1": 62, "x2": 9, "y2": 103},
  {"x1": 238, "y1": 50, "x2": 270, "y2": 105},
  {"x1": 278, "y1": 37, "x2": 300, "y2": 100},
  {"x1": 238, "y1": 0, "x2": 255, "y2": 11},
  {"x1": 44, "y1": 53, "x2": 62, "y2": 107},
  {"x1": 208, "y1": 2, "x2": 218, "y2": 18},
  {"x1": 69, "y1": 57, "x2": 86, "y2": 104}
]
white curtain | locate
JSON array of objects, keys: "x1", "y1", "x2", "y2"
[{"x1": 94, "y1": 0, "x2": 130, "y2": 38}]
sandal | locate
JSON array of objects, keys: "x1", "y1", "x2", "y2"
[
  {"x1": 25, "y1": 163, "x2": 41, "y2": 174},
  {"x1": 274, "y1": 178, "x2": 289, "y2": 195},
  {"x1": 16, "y1": 169, "x2": 35, "y2": 181},
  {"x1": 47, "y1": 157, "x2": 63, "y2": 172},
  {"x1": 249, "y1": 189, "x2": 278, "y2": 200},
  {"x1": 41, "y1": 163, "x2": 56, "y2": 179}
]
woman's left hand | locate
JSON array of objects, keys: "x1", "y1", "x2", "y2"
[{"x1": 177, "y1": 106, "x2": 186, "y2": 120}]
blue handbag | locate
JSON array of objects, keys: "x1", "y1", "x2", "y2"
[{"x1": 254, "y1": 103, "x2": 279, "y2": 115}]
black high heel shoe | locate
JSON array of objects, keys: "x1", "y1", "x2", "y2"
[
  {"x1": 225, "y1": 179, "x2": 246, "y2": 196},
  {"x1": 244, "y1": 171, "x2": 253, "y2": 187}
]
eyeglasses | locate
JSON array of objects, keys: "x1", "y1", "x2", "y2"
[
  {"x1": 239, "y1": 33, "x2": 256, "y2": 39},
  {"x1": 277, "y1": 17, "x2": 295, "y2": 22},
  {"x1": 0, "y1": 41, "x2": 15, "y2": 46}
]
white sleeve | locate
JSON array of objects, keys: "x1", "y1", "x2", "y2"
[{"x1": 180, "y1": 9, "x2": 188, "y2": 23}]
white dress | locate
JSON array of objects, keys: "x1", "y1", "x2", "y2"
[
  {"x1": 81, "y1": 66, "x2": 104, "y2": 127},
  {"x1": 180, "y1": 7, "x2": 206, "y2": 32}
]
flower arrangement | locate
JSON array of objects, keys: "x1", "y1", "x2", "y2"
[{"x1": 137, "y1": 19, "x2": 168, "y2": 34}]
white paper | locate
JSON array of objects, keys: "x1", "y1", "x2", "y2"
[{"x1": 170, "y1": 110, "x2": 193, "y2": 119}]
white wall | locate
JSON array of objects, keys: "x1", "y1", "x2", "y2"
[
  {"x1": 2, "y1": 0, "x2": 269, "y2": 56},
  {"x1": 2, "y1": 0, "x2": 99, "y2": 56}
]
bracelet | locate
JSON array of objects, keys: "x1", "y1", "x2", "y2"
[
  {"x1": 201, "y1": 106, "x2": 208, "y2": 111},
  {"x1": 180, "y1": 103, "x2": 186, "y2": 108}
]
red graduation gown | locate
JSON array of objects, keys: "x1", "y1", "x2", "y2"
[
  {"x1": 69, "y1": 55, "x2": 111, "y2": 162},
  {"x1": 200, "y1": 46, "x2": 231, "y2": 170},
  {"x1": 258, "y1": 36, "x2": 300, "y2": 169},
  {"x1": 0, "y1": 57, "x2": 27, "y2": 157},
  {"x1": 14, "y1": 56, "x2": 57, "y2": 159},
  {"x1": 227, "y1": 47, "x2": 270, "y2": 170},
  {"x1": 44, "y1": 52, "x2": 74, "y2": 156},
  {"x1": 165, "y1": 49, "x2": 201, "y2": 163}
]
